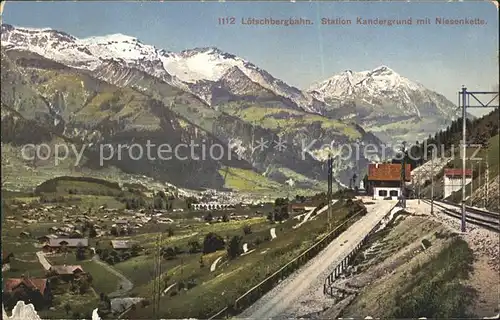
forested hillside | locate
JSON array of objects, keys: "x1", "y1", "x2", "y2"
[{"x1": 392, "y1": 109, "x2": 499, "y2": 169}]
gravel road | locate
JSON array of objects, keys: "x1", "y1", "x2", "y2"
[
  {"x1": 238, "y1": 200, "x2": 397, "y2": 319},
  {"x1": 35, "y1": 251, "x2": 51, "y2": 271},
  {"x1": 92, "y1": 255, "x2": 133, "y2": 297}
]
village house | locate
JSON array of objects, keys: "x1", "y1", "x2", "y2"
[
  {"x1": 48, "y1": 226, "x2": 60, "y2": 233},
  {"x1": 366, "y1": 163, "x2": 411, "y2": 200},
  {"x1": 287, "y1": 202, "x2": 316, "y2": 216},
  {"x1": 110, "y1": 240, "x2": 136, "y2": 250},
  {"x1": 37, "y1": 234, "x2": 59, "y2": 245},
  {"x1": 49, "y1": 265, "x2": 86, "y2": 282},
  {"x1": 3, "y1": 277, "x2": 52, "y2": 310},
  {"x1": 2, "y1": 251, "x2": 14, "y2": 271},
  {"x1": 443, "y1": 168, "x2": 473, "y2": 198},
  {"x1": 2, "y1": 251, "x2": 14, "y2": 264},
  {"x1": 69, "y1": 230, "x2": 84, "y2": 238},
  {"x1": 42, "y1": 238, "x2": 89, "y2": 253},
  {"x1": 19, "y1": 231, "x2": 31, "y2": 238}
]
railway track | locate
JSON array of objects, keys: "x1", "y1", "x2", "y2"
[{"x1": 422, "y1": 199, "x2": 500, "y2": 233}]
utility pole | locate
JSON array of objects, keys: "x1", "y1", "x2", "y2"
[
  {"x1": 458, "y1": 87, "x2": 498, "y2": 231},
  {"x1": 461, "y1": 86, "x2": 467, "y2": 232},
  {"x1": 417, "y1": 172, "x2": 421, "y2": 204},
  {"x1": 431, "y1": 150, "x2": 434, "y2": 215},
  {"x1": 152, "y1": 235, "x2": 157, "y2": 319},
  {"x1": 157, "y1": 232, "x2": 162, "y2": 316},
  {"x1": 400, "y1": 142, "x2": 407, "y2": 208},
  {"x1": 250, "y1": 121, "x2": 256, "y2": 157},
  {"x1": 486, "y1": 156, "x2": 489, "y2": 207},
  {"x1": 469, "y1": 159, "x2": 474, "y2": 206},
  {"x1": 478, "y1": 160, "x2": 482, "y2": 207},
  {"x1": 327, "y1": 155, "x2": 333, "y2": 230}
]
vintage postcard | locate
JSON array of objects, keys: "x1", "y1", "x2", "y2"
[{"x1": 1, "y1": 1, "x2": 498, "y2": 319}]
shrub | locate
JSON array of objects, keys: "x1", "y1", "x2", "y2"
[
  {"x1": 162, "y1": 247, "x2": 177, "y2": 260},
  {"x1": 202, "y1": 232, "x2": 225, "y2": 254},
  {"x1": 178, "y1": 282, "x2": 185, "y2": 291},
  {"x1": 243, "y1": 225, "x2": 252, "y2": 235},
  {"x1": 227, "y1": 235, "x2": 243, "y2": 259},
  {"x1": 167, "y1": 228, "x2": 174, "y2": 237},
  {"x1": 254, "y1": 237, "x2": 263, "y2": 246},
  {"x1": 204, "y1": 212, "x2": 213, "y2": 222},
  {"x1": 188, "y1": 241, "x2": 202, "y2": 253}
]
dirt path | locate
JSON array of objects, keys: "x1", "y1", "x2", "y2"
[
  {"x1": 238, "y1": 200, "x2": 397, "y2": 319},
  {"x1": 35, "y1": 251, "x2": 51, "y2": 271},
  {"x1": 92, "y1": 255, "x2": 134, "y2": 298}
]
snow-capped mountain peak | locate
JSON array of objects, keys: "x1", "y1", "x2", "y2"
[
  {"x1": 309, "y1": 65, "x2": 424, "y2": 99},
  {"x1": 1, "y1": 24, "x2": 325, "y2": 113}
]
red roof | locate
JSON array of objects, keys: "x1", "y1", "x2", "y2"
[
  {"x1": 368, "y1": 163, "x2": 411, "y2": 182},
  {"x1": 444, "y1": 169, "x2": 473, "y2": 177},
  {"x1": 4, "y1": 278, "x2": 48, "y2": 293}
]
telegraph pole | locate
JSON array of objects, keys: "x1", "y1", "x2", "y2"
[
  {"x1": 469, "y1": 161, "x2": 473, "y2": 206},
  {"x1": 417, "y1": 172, "x2": 421, "y2": 204},
  {"x1": 327, "y1": 155, "x2": 333, "y2": 230},
  {"x1": 461, "y1": 86, "x2": 467, "y2": 232},
  {"x1": 478, "y1": 160, "x2": 482, "y2": 207},
  {"x1": 431, "y1": 150, "x2": 434, "y2": 215},
  {"x1": 400, "y1": 142, "x2": 407, "y2": 208},
  {"x1": 157, "y1": 232, "x2": 162, "y2": 316},
  {"x1": 486, "y1": 156, "x2": 489, "y2": 207}
]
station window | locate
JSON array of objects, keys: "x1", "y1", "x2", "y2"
[{"x1": 378, "y1": 190, "x2": 388, "y2": 197}]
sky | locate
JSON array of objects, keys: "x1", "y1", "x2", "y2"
[{"x1": 2, "y1": 1, "x2": 499, "y2": 116}]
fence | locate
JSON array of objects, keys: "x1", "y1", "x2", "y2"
[
  {"x1": 208, "y1": 207, "x2": 367, "y2": 319},
  {"x1": 323, "y1": 203, "x2": 399, "y2": 296}
]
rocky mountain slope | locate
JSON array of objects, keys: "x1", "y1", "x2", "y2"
[
  {"x1": 1, "y1": 25, "x2": 387, "y2": 191},
  {"x1": 1, "y1": 24, "x2": 328, "y2": 114},
  {"x1": 309, "y1": 66, "x2": 461, "y2": 144}
]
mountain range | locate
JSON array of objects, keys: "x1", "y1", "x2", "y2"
[{"x1": 0, "y1": 24, "x2": 461, "y2": 192}]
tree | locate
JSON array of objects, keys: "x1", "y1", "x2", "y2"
[
  {"x1": 167, "y1": 228, "x2": 174, "y2": 237},
  {"x1": 185, "y1": 196, "x2": 199, "y2": 209},
  {"x1": 204, "y1": 212, "x2": 213, "y2": 222},
  {"x1": 79, "y1": 279, "x2": 90, "y2": 294},
  {"x1": 351, "y1": 173, "x2": 357, "y2": 189},
  {"x1": 110, "y1": 226, "x2": 118, "y2": 236},
  {"x1": 153, "y1": 196, "x2": 164, "y2": 210},
  {"x1": 188, "y1": 240, "x2": 202, "y2": 253},
  {"x1": 242, "y1": 225, "x2": 252, "y2": 235},
  {"x1": 202, "y1": 232, "x2": 225, "y2": 254},
  {"x1": 266, "y1": 211, "x2": 274, "y2": 222},
  {"x1": 64, "y1": 303, "x2": 71, "y2": 315},
  {"x1": 162, "y1": 247, "x2": 176, "y2": 260},
  {"x1": 89, "y1": 226, "x2": 97, "y2": 238},
  {"x1": 227, "y1": 235, "x2": 243, "y2": 259},
  {"x1": 75, "y1": 245, "x2": 86, "y2": 260},
  {"x1": 130, "y1": 244, "x2": 141, "y2": 257},
  {"x1": 269, "y1": 197, "x2": 290, "y2": 222}
]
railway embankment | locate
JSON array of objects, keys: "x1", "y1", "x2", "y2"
[{"x1": 320, "y1": 199, "x2": 499, "y2": 319}]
